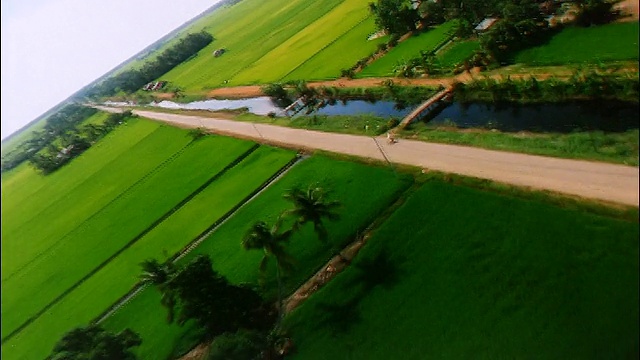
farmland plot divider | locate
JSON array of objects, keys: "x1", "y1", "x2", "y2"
[
  {"x1": 2, "y1": 143, "x2": 260, "y2": 344},
  {"x1": 93, "y1": 153, "x2": 305, "y2": 324}
]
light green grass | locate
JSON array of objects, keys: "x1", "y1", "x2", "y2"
[
  {"x1": 282, "y1": 16, "x2": 387, "y2": 82},
  {"x1": 231, "y1": 0, "x2": 372, "y2": 84},
  {"x1": 99, "y1": 155, "x2": 413, "y2": 359},
  {"x1": 284, "y1": 180, "x2": 639, "y2": 359},
  {"x1": 514, "y1": 22, "x2": 640, "y2": 65},
  {"x1": 1, "y1": 146, "x2": 295, "y2": 360},
  {"x1": 358, "y1": 20, "x2": 458, "y2": 78},
  {"x1": 160, "y1": 0, "x2": 344, "y2": 91},
  {"x1": 436, "y1": 39, "x2": 480, "y2": 67}
]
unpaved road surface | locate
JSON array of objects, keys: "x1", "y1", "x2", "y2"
[{"x1": 105, "y1": 107, "x2": 637, "y2": 207}]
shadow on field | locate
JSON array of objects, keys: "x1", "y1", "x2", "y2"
[{"x1": 311, "y1": 249, "x2": 405, "y2": 336}]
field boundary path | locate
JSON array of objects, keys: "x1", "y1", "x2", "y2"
[{"x1": 96, "y1": 107, "x2": 639, "y2": 207}]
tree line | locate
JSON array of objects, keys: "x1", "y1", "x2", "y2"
[
  {"x1": 2, "y1": 105, "x2": 94, "y2": 173},
  {"x1": 28, "y1": 111, "x2": 134, "y2": 174},
  {"x1": 82, "y1": 32, "x2": 213, "y2": 99},
  {"x1": 368, "y1": 0, "x2": 623, "y2": 69}
]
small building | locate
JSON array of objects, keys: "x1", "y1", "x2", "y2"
[
  {"x1": 474, "y1": 17, "x2": 499, "y2": 34},
  {"x1": 213, "y1": 48, "x2": 226, "y2": 57}
]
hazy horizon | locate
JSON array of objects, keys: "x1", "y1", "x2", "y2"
[{"x1": 1, "y1": 0, "x2": 222, "y2": 141}]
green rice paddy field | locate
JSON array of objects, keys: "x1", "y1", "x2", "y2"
[
  {"x1": 0, "y1": 115, "x2": 299, "y2": 359},
  {"x1": 284, "y1": 180, "x2": 640, "y2": 359},
  {"x1": 514, "y1": 22, "x2": 640, "y2": 65},
  {"x1": 100, "y1": 155, "x2": 413, "y2": 359},
  {"x1": 2, "y1": 127, "x2": 258, "y2": 337},
  {"x1": 358, "y1": 20, "x2": 458, "y2": 78},
  {"x1": 436, "y1": 39, "x2": 480, "y2": 68},
  {"x1": 160, "y1": 0, "x2": 384, "y2": 91},
  {"x1": 281, "y1": 16, "x2": 386, "y2": 82}
]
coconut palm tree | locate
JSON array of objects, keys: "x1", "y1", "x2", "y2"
[
  {"x1": 139, "y1": 259, "x2": 178, "y2": 323},
  {"x1": 283, "y1": 185, "x2": 340, "y2": 243},
  {"x1": 242, "y1": 219, "x2": 295, "y2": 325}
]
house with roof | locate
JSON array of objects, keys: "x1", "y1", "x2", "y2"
[{"x1": 474, "y1": 17, "x2": 499, "y2": 34}]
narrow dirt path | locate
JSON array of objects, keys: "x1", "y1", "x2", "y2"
[
  {"x1": 203, "y1": 70, "x2": 566, "y2": 98},
  {"x1": 101, "y1": 107, "x2": 637, "y2": 207}
]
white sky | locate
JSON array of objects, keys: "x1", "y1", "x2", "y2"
[{"x1": 1, "y1": 0, "x2": 221, "y2": 140}]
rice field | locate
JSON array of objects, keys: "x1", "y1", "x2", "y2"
[
  {"x1": 100, "y1": 155, "x2": 413, "y2": 359},
  {"x1": 2, "y1": 144, "x2": 296, "y2": 360},
  {"x1": 436, "y1": 39, "x2": 480, "y2": 68},
  {"x1": 231, "y1": 0, "x2": 373, "y2": 84},
  {"x1": 514, "y1": 22, "x2": 639, "y2": 65},
  {"x1": 282, "y1": 16, "x2": 387, "y2": 82},
  {"x1": 160, "y1": 0, "x2": 345, "y2": 91},
  {"x1": 283, "y1": 180, "x2": 639, "y2": 359},
  {"x1": 2, "y1": 132, "x2": 257, "y2": 339},
  {"x1": 358, "y1": 20, "x2": 458, "y2": 78}
]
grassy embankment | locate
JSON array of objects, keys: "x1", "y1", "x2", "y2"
[
  {"x1": 284, "y1": 178, "x2": 639, "y2": 359},
  {"x1": 101, "y1": 155, "x2": 413, "y2": 359}
]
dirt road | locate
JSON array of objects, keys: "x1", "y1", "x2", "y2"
[
  {"x1": 119, "y1": 108, "x2": 638, "y2": 207},
  {"x1": 204, "y1": 70, "x2": 560, "y2": 98}
]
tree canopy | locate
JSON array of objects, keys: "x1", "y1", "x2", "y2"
[
  {"x1": 155, "y1": 255, "x2": 272, "y2": 337},
  {"x1": 369, "y1": 0, "x2": 421, "y2": 35},
  {"x1": 50, "y1": 325, "x2": 141, "y2": 360}
]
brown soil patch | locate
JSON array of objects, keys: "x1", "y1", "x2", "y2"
[{"x1": 178, "y1": 342, "x2": 210, "y2": 360}]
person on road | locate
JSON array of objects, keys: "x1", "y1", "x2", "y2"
[{"x1": 387, "y1": 131, "x2": 397, "y2": 144}]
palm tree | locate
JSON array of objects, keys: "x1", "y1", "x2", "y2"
[
  {"x1": 242, "y1": 219, "x2": 295, "y2": 325},
  {"x1": 283, "y1": 185, "x2": 340, "y2": 243},
  {"x1": 139, "y1": 259, "x2": 178, "y2": 323}
]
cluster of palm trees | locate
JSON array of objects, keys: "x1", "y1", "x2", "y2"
[
  {"x1": 242, "y1": 185, "x2": 341, "y2": 326},
  {"x1": 139, "y1": 185, "x2": 341, "y2": 330}
]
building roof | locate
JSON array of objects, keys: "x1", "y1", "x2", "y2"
[{"x1": 474, "y1": 17, "x2": 499, "y2": 31}]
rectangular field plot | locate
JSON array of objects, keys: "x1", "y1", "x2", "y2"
[
  {"x1": 436, "y1": 39, "x2": 480, "y2": 68},
  {"x1": 230, "y1": 0, "x2": 372, "y2": 84},
  {"x1": 282, "y1": 16, "x2": 387, "y2": 82},
  {"x1": 514, "y1": 22, "x2": 639, "y2": 65},
  {"x1": 97, "y1": 155, "x2": 413, "y2": 359},
  {"x1": 1, "y1": 133, "x2": 256, "y2": 339},
  {"x1": 1, "y1": 145, "x2": 296, "y2": 360},
  {"x1": 358, "y1": 20, "x2": 458, "y2": 78},
  {"x1": 283, "y1": 180, "x2": 639, "y2": 359},
  {"x1": 161, "y1": 0, "x2": 343, "y2": 91}
]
